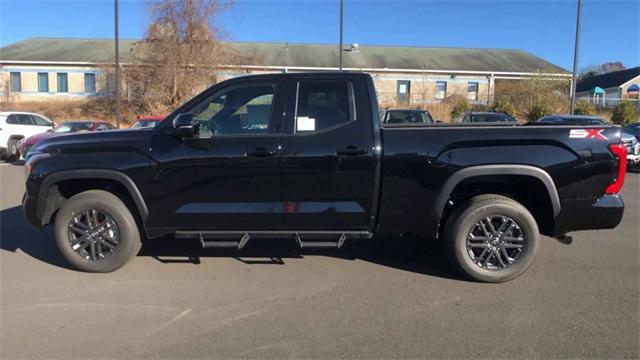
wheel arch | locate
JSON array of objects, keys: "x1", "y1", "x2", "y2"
[
  {"x1": 434, "y1": 165, "x2": 561, "y2": 222},
  {"x1": 37, "y1": 169, "x2": 149, "y2": 225}
]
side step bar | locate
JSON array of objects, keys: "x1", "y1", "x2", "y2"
[
  {"x1": 175, "y1": 231, "x2": 372, "y2": 250},
  {"x1": 199, "y1": 233, "x2": 250, "y2": 250}
]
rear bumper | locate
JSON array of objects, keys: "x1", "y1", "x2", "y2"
[{"x1": 553, "y1": 194, "x2": 624, "y2": 237}]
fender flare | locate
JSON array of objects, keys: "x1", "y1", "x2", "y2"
[
  {"x1": 37, "y1": 169, "x2": 149, "y2": 221},
  {"x1": 433, "y1": 164, "x2": 561, "y2": 220}
]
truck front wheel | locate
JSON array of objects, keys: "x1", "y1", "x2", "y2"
[
  {"x1": 54, "y1": 190, "x2": 141, "y2": 272},
  {"x1": 444, "y1": 194, "x2": 539, "y2": 283}
]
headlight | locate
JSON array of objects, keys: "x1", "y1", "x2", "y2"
[{"x1": 24, "y1": 152, "x2": 51, "y2": 175}]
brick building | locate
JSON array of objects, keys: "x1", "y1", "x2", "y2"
[{"x1": 0, "y1": 37, "x2": 569, "y2": 106}]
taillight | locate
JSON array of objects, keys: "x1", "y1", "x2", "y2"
[{"x1": 605, "y1": 143, "x2": 627, "y2": 195}]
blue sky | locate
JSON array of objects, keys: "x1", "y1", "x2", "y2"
[{"x1": 0, "y1": 0, "x2": 638, "y2": 70}]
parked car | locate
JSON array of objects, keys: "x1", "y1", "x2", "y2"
[
  {"x1": 621, "y1": 131, "x2": 640, "y2": 168},
  {"x1": 456, "y1": 112, "x2": 518, "y2": 123},
  {"x1": 380, "y1": 109, "x2": 434, "y2": 124},
  {"x1": 536, "y1": 115, "x2": 608, "y2": 125},
  {"x1": 17, "y1": 120, "x2": 114, "y2": 158},
  {"x1": 0, "y1": 111, "x2": 54, "y2": 160},
  {"x1": 130, "y1": 116, "x2": 164, "y2": 129},
  {"x1": 623, "y1": 122, "x2": 640, "y2": 141},
  {"x1": 23, "y1": 72, "x2": 627, "y2": 282}
]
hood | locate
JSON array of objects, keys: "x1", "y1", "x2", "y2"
[
  {"x1": 32, "y1": 128, "x2": 154, "y2": 155},
  {"x1": 25, "y1": 131, "x2": 56, "y2": 145}
]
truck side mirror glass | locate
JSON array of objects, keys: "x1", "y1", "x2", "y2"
[{"x1": 172, "y1": 113, "x2": 197, "y2": 138}]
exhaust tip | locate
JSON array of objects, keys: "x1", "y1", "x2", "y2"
[{"x1": 555, "y1": 234, "x2": 573, "y2": 245}]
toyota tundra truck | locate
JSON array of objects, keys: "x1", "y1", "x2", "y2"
[{"x1": 22, "y1": 72, "x2": 627, "y2": 282}]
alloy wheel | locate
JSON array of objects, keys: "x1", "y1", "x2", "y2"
[
  {"x1": 466, "y1": 215, "x2": 525, "y2": 270},
  {"x1": 67, "y1": 209, "x2": 120, "y2": 261}
]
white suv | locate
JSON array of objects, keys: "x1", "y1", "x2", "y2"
[{"x1": 0, "y1": 111, "x2": 54, "y2": 160}]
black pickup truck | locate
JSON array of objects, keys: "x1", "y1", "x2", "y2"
[{"x1": 22, "y1": 72, "x2": 627, "y2": 282}]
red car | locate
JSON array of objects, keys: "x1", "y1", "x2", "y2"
[
  {"x1": 130, "y1": 115, "x2": 164, "y2": 129},
  {"x1": 17, "y1": 120, "x2": 114, "y2": 158}
]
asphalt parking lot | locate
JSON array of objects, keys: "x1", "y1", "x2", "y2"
[{"x1": 1, "y1": 162, "x2": 638, "y2": 359}]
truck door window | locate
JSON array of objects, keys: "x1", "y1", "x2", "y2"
[
  {"x1": 295, "y1": 80, "x2": 353, "y2": 133},
  {"x1": 189, "y1": 83, "x2": 275, "y2": 136}
]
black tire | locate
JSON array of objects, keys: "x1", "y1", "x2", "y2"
[
  {"x1": 54, "y1": 190, "x2": 141, "y2": 272},
  {"x1": 444, "y1": 194, "x2": 539, "y2": 283},
  {"x1": 7, "y1": 138, "x2": 19, "y2": 161}
]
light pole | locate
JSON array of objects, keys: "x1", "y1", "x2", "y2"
[
  {"x1": 338, "y1": 0, "x2": 343, "y2": 71},
  {"x1": 569, "y1": 0, "x2": 583, "y2": 115},
  {"x1": 114, "y1": 0, "x2": 121, "y2": 128}
]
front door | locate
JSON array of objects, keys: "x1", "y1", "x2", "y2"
[
  {"x1": 147, "y1": 79, "x2": 284, "y2": 232},
  {"x1": 280, "y1": 77, "x2": 376, "y2": 230}
]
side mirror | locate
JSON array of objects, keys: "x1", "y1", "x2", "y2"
[{"x1": 172, "y1": 113, "x2": 197, "y2": 138}]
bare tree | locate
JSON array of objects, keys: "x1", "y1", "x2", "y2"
[
  {"x1": 0, "y1": 77, "x2": 15, "y2": 105},
  {"x1": 125, "y1": 0, "x2": 238, "y2": 113}
]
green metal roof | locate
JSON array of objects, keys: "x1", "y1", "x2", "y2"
[{"x1": 0, "y1": 37, "x2": 569, "y2": 74}]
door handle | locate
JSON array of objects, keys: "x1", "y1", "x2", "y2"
[
  {"x1": 246, "y1": 147, "x2": 276, "y2": 157},
  {"x1": 336, "y1": 146, "x2": 368, "y2": 156}
]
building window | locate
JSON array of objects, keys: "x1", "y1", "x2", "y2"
[
  {"x1": 10, "y1": 72, "x2": 21, "y2": 92},
  {"x1": 38, "y1": 72, "x2": 49, "y2": 92},
  {"x1": 84, "y1": 73, "x2": 96, "y2": 93},
  {"x1": 467, "y1": 82, "x2": 478, "y2": 101},
  {"x1": 436, "y1": 81, "x2": 447, "y2": 99},
  {"x1": 57, "y1": 73, "x2": 68, "y2": 93}
]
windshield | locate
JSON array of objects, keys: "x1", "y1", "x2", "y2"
[
  {"x1": 560, "y1": 117, "x2": 607, "y2": 124},
  {"x1": 384, "y1": 111, "x2": 434, "y2": 124},
  {"x1": 471, "y1": 114, "x2": 516, "y2": 122},
  {"x1": 53, "y1": 122, "x2": 94, "y2": 133},
  {"x1": 132, "y1": 120, "x2": 160, "y2": 128}
]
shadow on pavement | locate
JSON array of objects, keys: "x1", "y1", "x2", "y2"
[
  {"x1": 1, "y1": 205, "x2": 461, "y2": 280},
  {"x1": 0, "y1": 206, "x2": 74, "y2": 270}
]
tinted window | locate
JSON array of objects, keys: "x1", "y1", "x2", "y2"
[
  {"x1": 190, "y1": 83, "x2": 275, "y2": 136},
  {"x1": 31, "y1": 115, "x2": 51, "y2": 126},
  {"x1": 57, "y1": 73, "x2": 68, "y2": 92},
  {"x1": 53, "y1": 122, "x2": 93, "y2": 133},
  {"x1": 84, "y1": 73, "x2": 96, "y2": 93},
  {"x1": 472, "y1": 114, "x2": 515, "y2": 123},
  {"x1": 296, "y1": 80, "x2": 351, "y2": 132},
  {"x1": 10, "y1": 72, "x2": 21, "y2": 92},
  {"x1": 96, "y1": 124, "x2": 112, "y2": 131},
  {"x1": 6, "y1": 114, "x2": 19, "y2": 125},
  {"x1": 560, "y1": 117, "x2": 606, "y2": 124},
  {"x1": 38, "y1": 73, "x2": 49, "y2": 92},
  {"x1": 132, "y1": 120, "x2": 159, "y2": 128},
  {"x1": 15, "y1": 114, "x2": 34, "y2": 125},
  {"x1": 384, "y1": 111, "x2": 433, "y2": 124}
]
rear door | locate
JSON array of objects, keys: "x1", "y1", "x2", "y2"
[{"x1": 280, "y1": 75, "x2": 376, "y2": 230}]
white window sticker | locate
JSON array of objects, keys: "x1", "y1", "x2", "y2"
[
  {"x1": 398, "y1": 84, "x2": 407, "y2": 94},
  {"x1": 297, "y1": 116, "x2": 315, "y2": 131}
]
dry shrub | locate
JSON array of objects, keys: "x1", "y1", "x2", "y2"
[{"x1": 494, "y1": 74, "x2": 570, "y2": 119}]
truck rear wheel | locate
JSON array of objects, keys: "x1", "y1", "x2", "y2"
[
  {"x1": 54, "y1": 190, "x2": 141, "y2": 272},
  {"x1": 444, "y1": 194, "x2": 539, "y2": 283}
]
